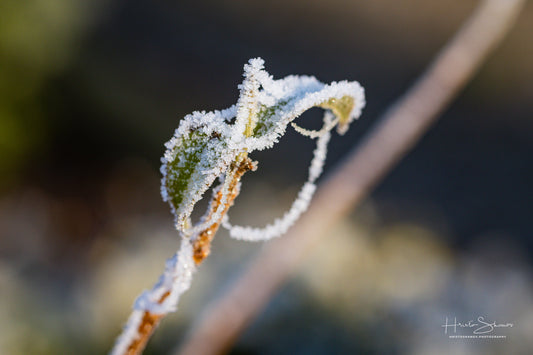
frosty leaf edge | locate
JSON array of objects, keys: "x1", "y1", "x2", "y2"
[{"x1": 160, "y1": 58, "x2": 365, "y2": 234}]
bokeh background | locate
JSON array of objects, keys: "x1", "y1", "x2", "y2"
[{"x1": 1, "y1": 0, "x2": 532, "y2": 354}]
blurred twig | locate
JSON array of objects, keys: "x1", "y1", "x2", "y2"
[{"x1": 175, "y1": 0, "x2": 526, "y2": 354}]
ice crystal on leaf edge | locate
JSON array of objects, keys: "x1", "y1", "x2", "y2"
[{"x1": 160, "y1": 57, "x2": 365, "y2": 238}]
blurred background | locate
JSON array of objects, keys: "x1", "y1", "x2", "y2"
[{"x1": 1, "y1": 0, "x2": 532, "y2": 354}]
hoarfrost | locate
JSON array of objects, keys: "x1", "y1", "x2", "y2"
[
  {"x1": 110, "y1": 239, "x2": 195, "y2": 355},
  {"x1": 222, "y1": 114, "x2": 332, "y2": 241},
  {"x1": 111, "y1": 58, "x2": 365, "y2": 355},
  {"x1": 161, "y1": 57, "x2": 365, "y2": 236}
]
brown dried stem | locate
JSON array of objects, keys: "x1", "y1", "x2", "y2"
[
  {"x1": 192, "y1": 157, "x2": 257, "y2": 264},
  {"x1": 123, "y1": 310, "x2": 164, "y2": 355},
  {"x1": 175, "y1": 0, "x2": 526, "y2": 354}
]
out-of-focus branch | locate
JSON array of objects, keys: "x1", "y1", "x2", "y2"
[{"x1": 175, "y1": 0, "x2": 526, "y2": 354}]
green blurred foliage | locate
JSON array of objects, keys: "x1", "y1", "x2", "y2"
[{"x1": 0, "y1": 0, "x2": 92, "y2": 183}]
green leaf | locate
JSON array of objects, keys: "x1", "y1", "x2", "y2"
[{"x1": 162, "y1": 126, "x2": 230, "y2": 230}]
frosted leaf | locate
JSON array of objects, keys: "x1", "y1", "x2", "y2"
[
  {"x1": 161, "y1": 57, "x2": 365, "y2": 233},
  {"x1": 161, "y1": 109, "x2": 237, "y2": 231}
]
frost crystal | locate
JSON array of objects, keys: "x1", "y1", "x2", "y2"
[
  {"x1": 111, "y1": 58, "x2": 365, "y2": 355},
  {"x1": 110, "y1": 239, "x2": 196, "y2": 355},
  {"x1": 223, "y1": 116, "x2": 332, "y2": 241},
  {"x1": 161, "y1": 57, "x2": 365, "y2": 236}
]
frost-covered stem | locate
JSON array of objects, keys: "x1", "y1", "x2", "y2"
[
  {"x1": 175, "y1": 1, "x2": 525, "y2": 354},
  {"x1": 111, "y1": 157, "x2": 255, "y2": 355},
  {"x1": 112, "y1": 61, "x2": 261, "y2": 352},
  {"x1": 191, "y1": 59, "x2": 262, "y2": 260},
  {"x1": 223, "y1": 119, "x2": 332, "y2": 241},
  {"x1": 236, "y1": 58, "x2": 262, "y2": 138},
  {"x1": 111, "y1": 240, "x2": 196, "y2": 355},
  {"x1": 187, "y1": 58, "x2": 261, "y2": 257},
  {"x1": 192, "y1": 156, "x2": 257, "y2": 263}
]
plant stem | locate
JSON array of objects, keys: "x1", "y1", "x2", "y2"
[
  {"x1": 111, "y1": 156, "x2": 256, "y2": 355},
  {"x1": 192, "y1": 157, "x2": 257, "y2": 264}
]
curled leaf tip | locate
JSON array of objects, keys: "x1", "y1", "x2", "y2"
[{"x1": 320, "y1": 95, "x2": 356, "y2": 135}]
